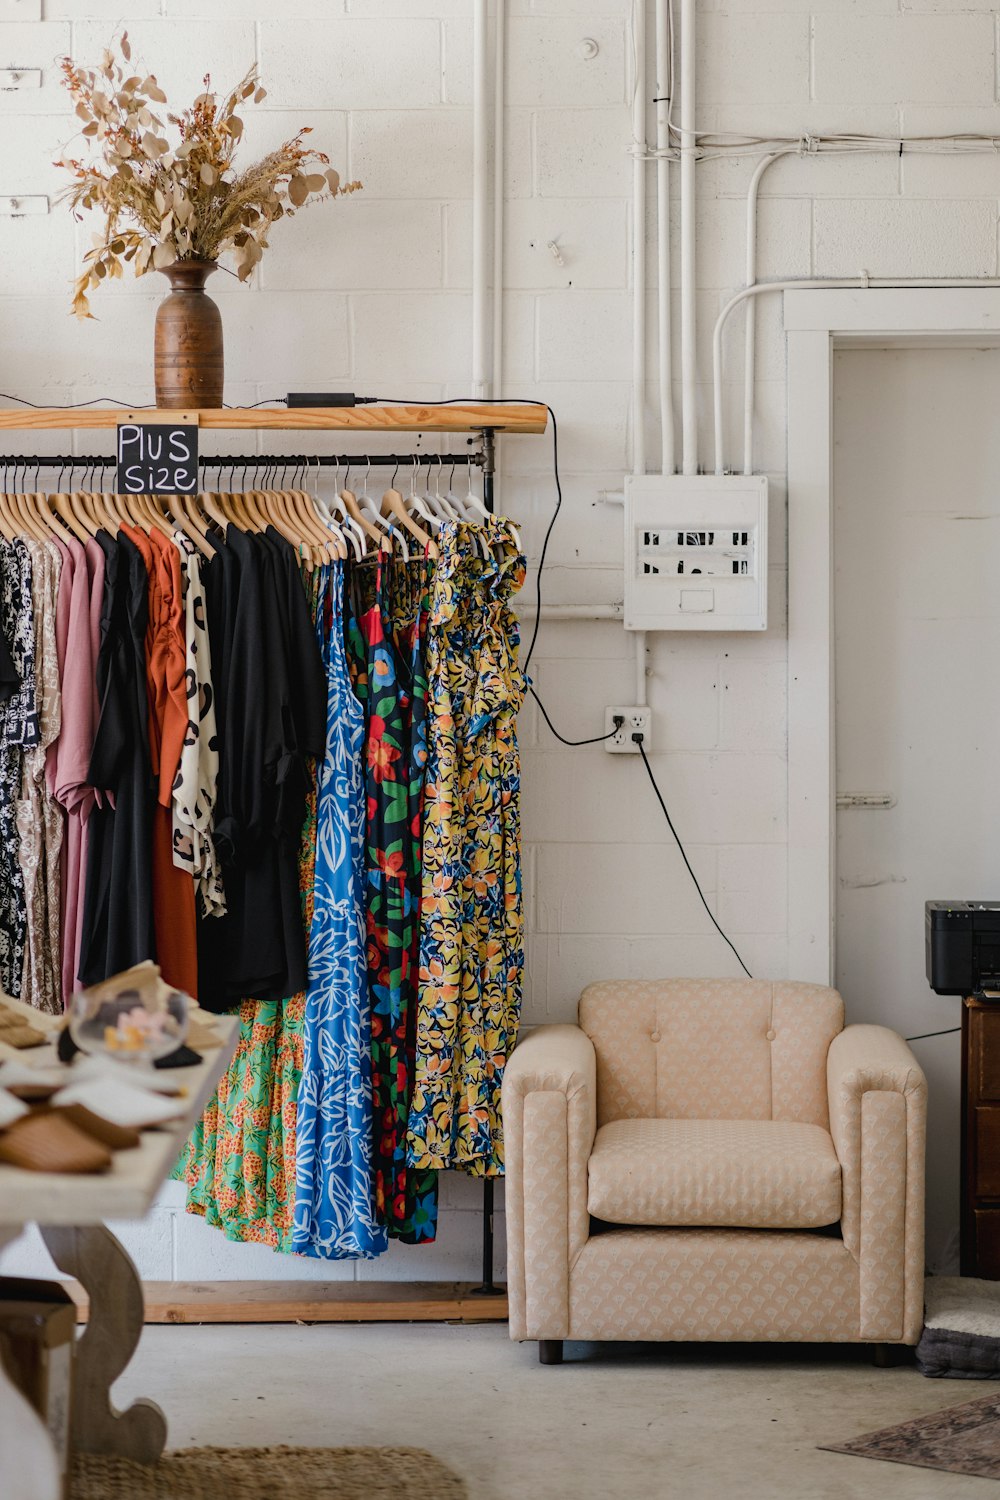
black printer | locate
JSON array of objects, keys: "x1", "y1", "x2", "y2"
[{"x1": 926, "y1": 901, "x2": 1000, "y2": 996}]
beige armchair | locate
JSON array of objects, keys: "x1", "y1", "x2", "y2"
[{"x1": 502, "y1": 979, "x2": 926, "y2": 1364}]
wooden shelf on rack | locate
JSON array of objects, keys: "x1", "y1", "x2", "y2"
[
  {"x1": 69, "y1": 1280, "x2": 509, "y2": 1326},
  {"x1": 0, "y1": 403, "x2": 547, "y2": 434}
]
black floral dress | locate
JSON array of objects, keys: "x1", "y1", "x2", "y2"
[{"x1": 0, "y1": 540, "x2": 38, "y2": 996}]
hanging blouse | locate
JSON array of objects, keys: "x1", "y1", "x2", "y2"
[
  {"x1": 0, "y1": 539, "x2": 38, "y2": 997},
  {"x1": 79, "y1": 530, "x2": 156, "y2": 986},
  {"x1": 15, "y1": 540, "x2": 62, "y2": 1013},
  {"x1": 198, "y1": 528, "x2": 325, "y2": 1009},
  {"x1": 170, "y1": 532, "x2": 225, "y2": 919},
  {"x1": 407, "y1": 517, "x2": 526, "y2": 1178},
  {"x1": 293, "y1": 561, "x2": 387, "y2": 1260},
  {"x1": 119, "y1": 524, "x2": 197, "y2": 999}
]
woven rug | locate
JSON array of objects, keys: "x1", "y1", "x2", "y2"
[
  {"x1": 72, "y1": 1445, "x2": 468, "y2": 1499},
  {"x1": 820, "y1": 1393, "x2": 1000, "y2": 1479}
]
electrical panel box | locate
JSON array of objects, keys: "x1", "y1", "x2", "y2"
[{"x1": 623, "y1": 474, "x2": 768, "y2": 631}]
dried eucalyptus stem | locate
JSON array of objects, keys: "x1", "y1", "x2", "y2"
[{"x1": 56, "y1": 32, "x2": 361, "y2": 318}]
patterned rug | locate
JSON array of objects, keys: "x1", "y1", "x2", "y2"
[
  {"x1": 72, "y1": 1445, "x2": 468, "y2": 1499},
  {"x1": 821, "y1": 1394, "x2": 1000, "y2": 1480}
]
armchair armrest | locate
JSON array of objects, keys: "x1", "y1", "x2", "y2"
[
  {"x1": 502, "y1": 1025, "x2": 597, "y2": 1341},
  {"x1": 827, "y1": 1024, "x2": 927, "y2": 1342}
]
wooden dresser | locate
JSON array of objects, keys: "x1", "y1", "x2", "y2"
[{"x1": 961, "y1": 994, "x2": 1000, "y2": 1276}]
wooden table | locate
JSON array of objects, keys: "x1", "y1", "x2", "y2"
[{"x1": 0, "y1": 1000, "x2": 238, "y2": 1500}]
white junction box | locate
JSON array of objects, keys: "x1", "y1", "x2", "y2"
[{"x1": 624, "y1": 474, "x2": 768, "y2": 631}]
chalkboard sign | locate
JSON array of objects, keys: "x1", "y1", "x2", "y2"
[{"x1": 117, "y1": 421, "x2": 199, "y2": 495}]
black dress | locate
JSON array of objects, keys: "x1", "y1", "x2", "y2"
[
  {"x1": 196, "y1": 527, "x2": 325, "y2": 1011},
  {"x1": 79, "y1": 531, "x2": 156, "y2": 984}
]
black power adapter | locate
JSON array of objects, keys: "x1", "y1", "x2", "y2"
[{"x1": 286, "y1": 392, "x2": 378, "y2": 407}]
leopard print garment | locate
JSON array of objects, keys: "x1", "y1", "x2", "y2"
[{"x1": 171, "y1": 532, "x2": 225, "y2": 917}]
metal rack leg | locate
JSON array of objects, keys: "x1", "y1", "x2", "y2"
[
  {"x1": 470, "y1": 1178, "x2": 499, "y2": 1296},
  {"x1": 482, "y1": 427, "x2": 496, "y2": 514}
]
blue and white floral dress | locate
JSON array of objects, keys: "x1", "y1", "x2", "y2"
[{"x1": 293, "y1": 561, "x2": 387, "y2": 1259}]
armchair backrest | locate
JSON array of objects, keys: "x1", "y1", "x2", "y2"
[{"x1": 578, "y1": 979, "x2": 844, "y2": 1128}]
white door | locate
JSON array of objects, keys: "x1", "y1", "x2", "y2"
[{"x1": 833, "y1": 345, "x2": 1000, "y2": 1272}]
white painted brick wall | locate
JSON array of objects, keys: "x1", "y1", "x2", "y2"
[{"x1": 0, "y1": 0, "x2": 992, "y2": 1284}]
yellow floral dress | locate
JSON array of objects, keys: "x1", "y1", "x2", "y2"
[{"x1": 406, "y1": 517, "x2": 526, "y2": 1177}]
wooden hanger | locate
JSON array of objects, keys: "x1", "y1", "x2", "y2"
[
  {"x1": 49, "y1": 492, "x2": 89, "y2": 543},
  {"x1": 28, "y1": 492, "x2": 62, "y2": 542},
  {"x1": 239, "y1": 485, "x2": 271, "y2": 532},
  {"x1": 213, "y1": 490, "x2": 241, "y2": 528},
  {"x1": 0, "y1": 487, "x2": 19, "y2": 542},
  {"x1": 381, "y1": 486, "x2": 438, "y2": 559},
  {"x1": 286, "y1": 486, "x2": 343, "y2": 562},
  {"x1": 266, "y1": 487, "x2": 318, "y2": 570},
  {"x1": 40, "y1": 493, "x2": 76, "y2": 544},
  {"x1": 205, "y1": 489, "x2": 238, "y2": 535},
  {"x1": 12, "y1": 491, "x2": 47, "y2": 542},
  {"x1": 74, "y1": 489, "x2": 103, "y2": 539},
  {"x1": 145, "y1": 494, "x2": 175, "y2": 538},
  {"x1": 181, "y1": 492, "x2": 213, "y2": 541},
  {"x1": 166, "y1": 494, "x2": 212, "y2": 559}
]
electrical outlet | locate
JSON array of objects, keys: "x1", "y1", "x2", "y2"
[{"x1": 604, "y1": 706, "x2": 652, "y2": 753}]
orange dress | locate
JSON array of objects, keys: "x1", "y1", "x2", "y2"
[{"x1": 121, "y1": 525, "x2": 198, "y2": 997}]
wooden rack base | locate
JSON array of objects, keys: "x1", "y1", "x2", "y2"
[{"x1": 70, "y1": 1280, "x2": 508, "y2": 1326}]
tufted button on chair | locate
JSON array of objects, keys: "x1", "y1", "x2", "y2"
[{"x1": 501, "y1": 979, "x2": 926, "y2": 1364}]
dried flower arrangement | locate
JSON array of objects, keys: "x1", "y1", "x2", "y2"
[{"x1": 55, "y1": 32, "x2": 360, "y2": 318}]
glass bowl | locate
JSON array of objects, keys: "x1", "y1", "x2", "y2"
[{"x1": 69, "y1": 963, "x2": 189, "y2": 1066}]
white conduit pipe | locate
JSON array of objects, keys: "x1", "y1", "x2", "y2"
[
  {"x1": 631, "y1": 0, "x2": 649, "y2": 708},
  {"x1": 514, "y1": 603, "x2": 624, "y2": 621},
  {"x1": 631, "y1": 0, "x2": 647, "y2": 475},
  {"x1": 739, "y1": 150, "x2": 795, "y2": 477},
  {"x1": 472, "y1": 0, "x2": 490, "y2": 398},
  {"x1": 679, "y1": 0, "x2": 697, "y2": 475},
  {"x1": 635, "y1": 632, "x2": 648, "y2": 706},
  {"x1": 491, "y1": 0, "x2": 506, "y2": 398},
  {"x1": 655, "y1": 0, "x2": 675, "y2": 475},
  {"x1": 713, "y1": 275, "x2": 1000, "y2": 476}
]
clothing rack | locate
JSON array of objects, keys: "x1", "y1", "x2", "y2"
[
  {"x1": 0, "y1": 448, "x2": 497, "y2": 516},
  {"x1": 0, "y1": 402, "x2": 544, "y2": 1318}
]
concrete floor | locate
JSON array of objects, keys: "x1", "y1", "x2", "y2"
[{"x1": 115, "y1": 1323, "x2": 1000, "y2": 1499}]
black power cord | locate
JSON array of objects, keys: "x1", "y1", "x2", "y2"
[
  {"x1": 634, "y1": 733, "x2": 753, "y2": 980},
  {"x1": 532, "y1": 695, "x2": 621, "y2": 747},
  {"x1": 0, "y1": 391, "x2": 156, "y2": 409},
  {"x1": 905, "y1": 1026, "x2": 960, "y2": 1042}
]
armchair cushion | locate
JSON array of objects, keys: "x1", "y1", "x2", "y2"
[{"x1": 587, "y1": 1117, "x2": 842, "y2": 1230}]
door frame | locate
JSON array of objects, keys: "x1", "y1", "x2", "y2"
[{"x1": 785, "y1": 288, "x2": 1000, "y2": 983}]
